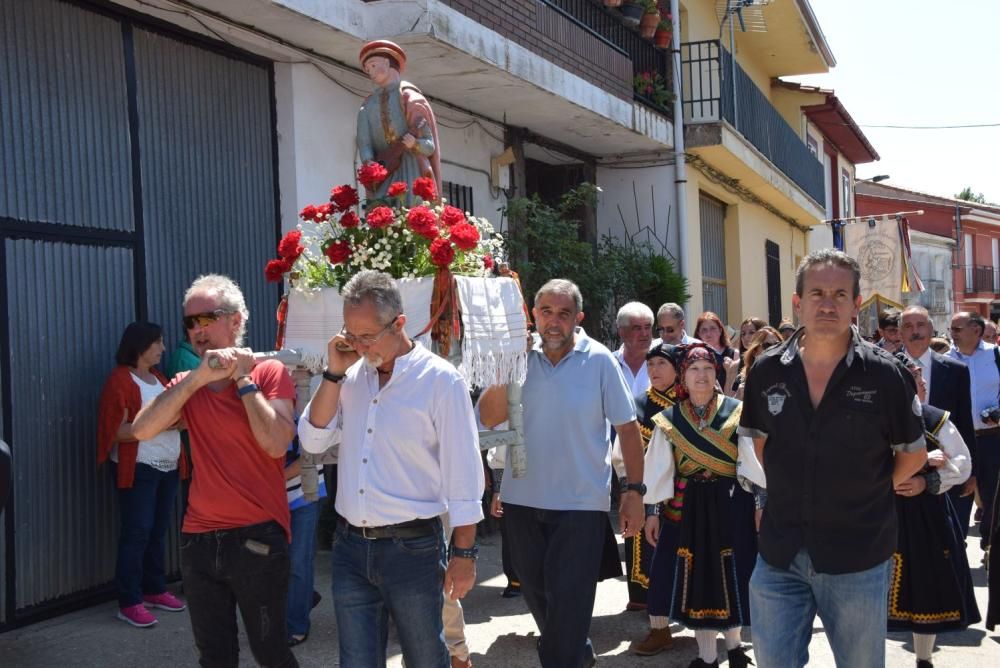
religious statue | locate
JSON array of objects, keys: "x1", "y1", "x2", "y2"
[{"x1": 356, "y1": 40, "x2": 442, "y2": 204}]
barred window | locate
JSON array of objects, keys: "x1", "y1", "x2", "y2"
[{"x1": 443, "y1": 181, "x2": 474, "y2": 215}]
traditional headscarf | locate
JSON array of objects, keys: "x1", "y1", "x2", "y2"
[
  {"x1": 645, "y1": 342, "x2": 678, "y2": 366},
  {"x1": 673, "y1": 343, "x2": 719, "y2": 400}
]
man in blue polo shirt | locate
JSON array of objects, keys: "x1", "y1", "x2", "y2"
[{"x1": 498, "y1": 278, "x2": 646, "y2": 668}]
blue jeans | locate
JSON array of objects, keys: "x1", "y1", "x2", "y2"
[
  {"x1": 113, "y1": 463, "x2": 179, "y2": 607},
  {"x1": 286, "y1": 501, "x2": 321, "y2": 637},
  {"x1": 749, "y1": 549, "x2": 891, "y2": 668},
  {"x1": 330, "y1": 520, "x2": 449, "y2": 668},
  {"x1": 503, "y1": 504, "x2": 605, "y2": 668}
]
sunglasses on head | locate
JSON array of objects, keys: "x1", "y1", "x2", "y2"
[{"x1": 183, "y1": 309, "x2": 234, "y2": 330}]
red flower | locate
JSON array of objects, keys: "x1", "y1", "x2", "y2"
[
  {"x1": 412, "y1": 176, "x2": 437, "y2": 202},
  {"x1": 316, "y1": 203, "x2": 333, "y2": 219},
  {"x1": 440, "y1": 205, "x2": 466, "y2": 227},
  {"x1": 324, "y1": 240, "x2": 351, "y2": 265},
  {"x1": 387, "y1": 181, "x2": 408, "y2": 197},
  {"x1": 331, "y1": 185, "x2": 359, "y2": 211},
  {"x1": 366, "y1": 206, "x2": 395, "y2": 228},
  {"x1": 429, "y1": 237, "x2": 455, "y2": 267},
  {"x1": 265, "y1": 258, "x2": 291, "y2": 283},
  {"x1": 357, "y1": 162, "x2": 389, "y2": 190},
  {"x1": 448, "y1": 221, "x2": 480, "y2": 251},
  {"x1": 406, "y1": 206, "x2": 440, "y2": 240},
  {"x1": 277, "y1": 230, "x2": 304, "y2": 260},
  {"x1": 340, "y1": 210, "x2": 360, "y2": 228},
  {"x1": 299, "y1": 204, "x2": 319, "y2": 222},
  {"x1": 483, "y1": 253, "x2": 494, "y2": 270}
]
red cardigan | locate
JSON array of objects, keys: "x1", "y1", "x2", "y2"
[{"x1": 96, "y1": 365, "x2": 190, "y2": 488}]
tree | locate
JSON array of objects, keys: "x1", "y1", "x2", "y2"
[{"x1": 956, "y1": 186, "x2": 987, "y2": 204}]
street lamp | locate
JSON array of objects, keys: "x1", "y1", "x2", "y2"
[{"x1": 858, "y1": 174, "x2": 890, "y2": 183}]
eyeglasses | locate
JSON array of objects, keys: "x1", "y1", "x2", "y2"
[
  {"x1": 656, "y1": 327, "x2": 677, "y2": 336},
  {"x1": 340, "y1": 315, "x2": 400, "y2": 347},
  {"x1": 949, "y1": 326, "x2": 964, "y2": 333},
  {"x1": 183, "y1": 309, "x2": 234, "y2": 330}
]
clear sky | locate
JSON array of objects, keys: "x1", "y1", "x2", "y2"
[{"x1": 786, "y1": 0, "x2": 1000, "y2": 203}]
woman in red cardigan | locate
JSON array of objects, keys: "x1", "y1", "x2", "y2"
[{"x1": 97, "y1": 322, "x2": 189, "y2": 628}]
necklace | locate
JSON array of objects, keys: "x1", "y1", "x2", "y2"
[{"x1": 691, "y1": 399, "x2": 712, "y2": 430}]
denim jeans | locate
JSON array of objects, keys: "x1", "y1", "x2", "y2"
[
  {"x1": 286, "y1": 501, "x2": 321, "y2": 638},
  {"x1": 503, "y1": 504, "x2": 606, "y2": 668},
  {"x1": 749, "y1": 549, "x2": 892, "y2": 668},
  {"x1": 113, "y1": 463, "x2": 179, "y2": 607},
  {"x1": 180, "y1": 520, "x2": 298, "y2": 668},
  {"x1": 330, "y1": 520, "x2": 449, "y2": 668}
]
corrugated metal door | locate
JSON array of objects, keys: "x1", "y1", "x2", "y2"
[
  {"x1": 765, "y1": 240, "x2": 781, "y2": 326},
  {"x1": 699, "y1": 193, "x2": 728, "y2": 322},
  {"x1": 0, "y1": 0, "x2": 277, "y2": 625}
]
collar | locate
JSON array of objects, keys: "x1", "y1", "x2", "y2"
[
  {"x1": 364, "y1": 340, "x2": 424, "y2": 380},
  {"x1": 780, "y1": 324, "x2": 865, "y2": 368},
  {"x1": 953, "y1": 339, "x2": 990, "y2": 359}
]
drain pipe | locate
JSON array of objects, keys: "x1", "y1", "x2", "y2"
[{"x1": 670, "y1": 0, "x2": 689, "y2": 295}]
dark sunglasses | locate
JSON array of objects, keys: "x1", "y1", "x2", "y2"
[{"x1": 183, "y1": 309, "x2": 234, "y2": 330}]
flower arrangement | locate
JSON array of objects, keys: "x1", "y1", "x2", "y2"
[
  {"x1": 633, "y1": 70, "x2": 675, "y2": 110},
  {"x1": 265, "y1": 162, "x2": 505, "y2": 290}
]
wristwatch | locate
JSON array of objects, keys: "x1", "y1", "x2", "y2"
[
  {"x1": 451, "y1": 544, "x2": 479, "y2": 560},
  {"x1": 322, "y1": 369, "x2": 346, "y2": 384},
  {"x1": 624, "y1": 482, "x2": 647, "y2": 496}
]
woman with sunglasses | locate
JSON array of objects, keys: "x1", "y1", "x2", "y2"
[
  {"x1": 97, "y1": 322, "x2": 189, "y2": 628},
  {"x1": 732, "y1": 327, "x2": 783, "y2": 401},
  {"x1": 643, "y1": 344, "x2": 764, "y2": 668}
]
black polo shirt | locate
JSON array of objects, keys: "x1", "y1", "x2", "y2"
[{"x1": 739, "y1": 327, "x2": 925, "y2": 574}]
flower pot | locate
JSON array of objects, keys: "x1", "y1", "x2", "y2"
[
  {"x1": 654, "y1": 28, "x2": 672, "y2": 48},
  {"x1": 639, "y1": 12, "x2": 660, "y2": 39},
  {"x1": 603, "y1": 0, "x2": 624, "y2": 7},
  {"x1": 619, "y1": 3, "x2": 644, "y2": 26}
]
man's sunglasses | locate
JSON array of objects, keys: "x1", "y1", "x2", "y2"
[{"x1": 183, "y1": 309, "x2": 234, "y2": 330}]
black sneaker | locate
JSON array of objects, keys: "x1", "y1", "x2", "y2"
[
  {"x1": 728, "y1": 646, "x2": 754, "y2": 668},
  {"x1": 916, "y1": 661, "x2": 933, "y2": 668},
  {"x1": 502, "y1": 583, "x2": 521, "y2": 598},
  {"x1": 688, "y1": 659, "x2": 719, "y2": 668}
]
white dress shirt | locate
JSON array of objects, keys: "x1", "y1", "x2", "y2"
[
  {"x1": 948, "y1": 341, "x2": 1000, "y2": 430},
  {"x1": 907, "y1": 348, "x2": 934, "y2": 401},
  {"x1": 298, "y1": 342, "x2": 485, "y2": 528},
  {"x1": 613, "y1": 346, "x2": 650, "y2": 399}
]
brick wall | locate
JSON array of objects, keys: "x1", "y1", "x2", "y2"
[{"x1": 437, "y1": 0, "x2": 633, "y2": 101}]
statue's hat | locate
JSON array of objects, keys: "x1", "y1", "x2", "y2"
[{"x1": 359, "y1": 40, "x2": 407, "y2": 74}]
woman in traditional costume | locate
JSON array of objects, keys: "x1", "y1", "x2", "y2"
[
  {"x1": 890, "y1": 355, "x2": 979, "y2": 668},
  {"x1": 643, "y1": 344, "x2": 764, "y2": 668}
]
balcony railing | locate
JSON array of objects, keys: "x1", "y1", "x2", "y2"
[
  {"x1": 680, "y1": 40, "x2": 826, "y2": 207},
  {"x1": 541, "y1": 0, "x2": 672, "y2": 114},
  {"x1": 964, "y1": 265, "x2": 996, "y2": 294}
]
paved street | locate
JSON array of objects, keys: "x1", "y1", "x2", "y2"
[{"x1": 1, "y1": 517, "x2": 997, "y2": 667}]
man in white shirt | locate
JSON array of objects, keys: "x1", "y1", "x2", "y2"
[
  {"x1": 948, "y1": 311, "x2": 1000, "y2": 549},
  {"x1": 298, "y1": 270, "x2": 484, "y2": 668},
  {"x1": 612, "y1": 301, "x2": 655, "y2": 398},
  {"x1": 651, "y1": 302, "x2": 699, "y2": 347}
]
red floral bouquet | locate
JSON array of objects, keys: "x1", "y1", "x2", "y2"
[{"x1": 265, "y1": 162, "x2": 505, "y2": 289}]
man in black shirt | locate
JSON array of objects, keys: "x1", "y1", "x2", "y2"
[{"x1": 739, "y1": 249, "x2": 927, "y2": 668}]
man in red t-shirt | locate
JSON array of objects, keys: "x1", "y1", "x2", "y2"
[{"x1": 134, "y1": 274, "x2": 298, "y2": 668}]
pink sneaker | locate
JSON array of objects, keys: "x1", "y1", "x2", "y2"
[
  {"x1": 143, "y1": 592, "x2": 186, "y2": 612},
  {"x1": 118, "y1": 603, "x2": 157, "y2": 628}
]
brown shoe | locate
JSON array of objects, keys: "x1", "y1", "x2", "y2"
[
  {"x1": 632, "y1": 627, "x2": 674, "y2": 655},
  {"x1": 450, "y1": 657, "x2": 472, "y2": 668}
]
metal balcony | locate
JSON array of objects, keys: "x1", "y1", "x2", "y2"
[
  {"x1": 964, "y1": 265, "x2": 996, "y2": 294},
  {"x1": 680, "y1": 40, "x2": 826, "y2": 207}
]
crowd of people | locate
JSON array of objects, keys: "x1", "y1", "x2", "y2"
[{"x1": 92, "y1": 249, "x2": 1000, "y2": 668}]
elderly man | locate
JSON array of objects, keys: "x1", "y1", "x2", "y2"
[
  {"x1": 900, "y1": 305, "x2": 976, "y2": 535},
  {"x1": 948, "y1": 311, "x2": 1000, "y2": 549},
  {"x1": 613, "y1": 301, "x2": 655, "y2": 398},
  {"x1": 132, "y1": 274, "x2": 299, "y2": 668},
  {"x1": 652, "y1": 302, "x2": 698, "y2": 347},
  {"x1": 493, "y1": 279, "x2": 645, "y2": 668},
  {"x1": 298, "y1": 271, "x2": 484, "y2": 668},
  {"x1": 877, "y1": 307, "x2": 903, "y2": 353},
  {"x1": 740, "y1": 250, "x2": 926, "y2": 668}
]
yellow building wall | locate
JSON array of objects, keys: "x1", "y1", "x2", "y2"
[{"x1": 771, "y1": 88, "x2": 825, "y2": 137}]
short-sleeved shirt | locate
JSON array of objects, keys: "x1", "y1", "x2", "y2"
[
  {"x1": 501, "y1": 329, "x2": 637, "y2": 512},
  {"x1": 172, "y1": 360, "x2": 295, "y2": 539},
  {"x1": 738, "y1": 327, "x2": 925, "y2": 574}
]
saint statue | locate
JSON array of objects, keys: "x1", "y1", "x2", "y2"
[{"x1": 356, "y1": 40, "x2": 442, "y2": 204}]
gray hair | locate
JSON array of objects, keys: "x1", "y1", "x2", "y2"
[
  {"x1": 341, "y1": 270, "x2": 403, "y2": 324},
  {"x1": 901, "y1": 304, "x2": 930, "y2": 321},
  {"x1": 794, "y1": 249, "x2": 861, "y2": 299},
  {"x1": 535, "y1": 279, "x2": 583, "y2": 313},
  {"x1": 616, "y1": 301, "x2": 654, "y2": 328},
  {"x1": 656, "y1": 302, "x2": 685, "y2": 322},
  {"x1": 184, "y1": 274, "x2": 249, "y2": 345}
]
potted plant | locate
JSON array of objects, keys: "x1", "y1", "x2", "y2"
[
  {"x1": 603, "y1": 0, "x2": 624, "y2": 8},
  {"x1": 639, "y1": 1, "x2": 661, "y2": 39},
  {"x1": 654, "y1": 15, "x2": 672, "y2": 48},
  {"x1": 633, "y1": 70, "x2": 675, "y2": 110},
  {"x1": 619, "y1": 0, "x2": 645, "y2": 26}
]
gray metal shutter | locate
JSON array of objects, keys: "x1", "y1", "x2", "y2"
[{"x1": 699, "y1": 193, "x2": 727, "y2": 322}]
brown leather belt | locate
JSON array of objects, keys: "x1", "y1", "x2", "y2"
[
  {"x1": 339, "y1": 517, "x2": 439, "y2": 540},
  {"x1": 976, "y1": 427, "x2": 1000, "y2": 437}
]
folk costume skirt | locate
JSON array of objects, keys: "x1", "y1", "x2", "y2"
[
  {"x1": 889, "y1": 492, "x2": 980, "y2": 633},
  {"x1": 670, "y1": 476, "x2": 756, "y2": 630}
]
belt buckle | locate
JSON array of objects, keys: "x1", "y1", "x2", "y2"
[{"x1": 361, "y1": 525, "x2": 375, "y2": 540}]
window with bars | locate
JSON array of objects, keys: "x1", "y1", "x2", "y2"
[{"x1": 443, "y1": 181, "x2": 474, "y2": 215}]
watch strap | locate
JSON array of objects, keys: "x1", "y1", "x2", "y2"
[
  {"x1": 450, "y1": 544, "x2": 479, "y2": 560},
  {"x1": 237, "y1": 383, "x2": 260, "y2": 397},
  {"x1": 322, "y1": 369, "x2": 346, "y2": 384}
]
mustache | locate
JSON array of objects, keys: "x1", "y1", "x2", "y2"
[{"x1": 908, "y1": 333, "x2": 927, "y2": 342}]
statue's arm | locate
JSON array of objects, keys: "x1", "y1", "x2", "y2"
[
  {"x1": 356, "y1": 105, "x2": 375, "y2": 163},
  {"x1": 413, "y1": 117, "x2": 435, "y2": 157}
]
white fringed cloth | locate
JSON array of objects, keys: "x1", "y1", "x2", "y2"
[{"x1": 454, "y1": 276, "x2": 528, "y2": 388}]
